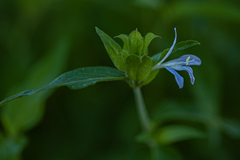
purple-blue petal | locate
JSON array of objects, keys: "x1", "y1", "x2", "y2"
[
  {"x1": 162, "y1": 55, "x2": 201, "y2": 67},
  {"x1": 171, "y1": 65, "x2": 195, "y2": 84},
  {"x1": 158, "y1": 28, "x2": 177, "y2": 65},
  {"x1": 173, "y1": 55, "x2": 202, "y2": 65},
  {"x1": 165, "y1": 67, "x2": 184, "y2": 89}
]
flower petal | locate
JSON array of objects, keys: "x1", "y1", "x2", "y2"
[
  {"x1": 161, "y1": 54, "x2": 201, "y2": 67},
  {"x1": 158, "y1": 28, "x2": 177, "y2": 65},
  {"x1": 165, "y1": 67, "x2": 184, "y2": 89},
  {"x1": 171, "y1": 65, "x2": 195, "y2": 84}
]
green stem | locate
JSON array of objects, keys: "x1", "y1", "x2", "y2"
[
  {"x1": 133, "y1": 87, "x2": 160, "y2": 160},
  {"x1": 150, "y1": 141, "x2": 160, "y2": 160},
  {"x1": 133, "y1": 87, "x2": 151, "y2": 132}
]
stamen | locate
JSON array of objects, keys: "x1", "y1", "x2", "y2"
[{"x1": 186, "y1": 56, "x2": 191, "y2": 65}]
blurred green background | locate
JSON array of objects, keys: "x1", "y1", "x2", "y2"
[{"x1": 1, "y1": 0, "x2": 240, "y2": 159}]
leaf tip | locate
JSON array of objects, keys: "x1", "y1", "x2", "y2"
[
  {"x1": 95, "y1": 27, "x2": 100, "y2": 33},
  {"x1": 193, "y1": 40, "x2": 201, "y2": 45}
]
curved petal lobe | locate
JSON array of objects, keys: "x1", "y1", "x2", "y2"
[
  {"x1": 165, "y1": 67, "x2": 184, "y2": 89},
  {"x1": 171, "y1": 65, "x2": 195, "y2": 84},
  {"x1": 158, "y1": 28, "x2": 177, "y2": 65}
]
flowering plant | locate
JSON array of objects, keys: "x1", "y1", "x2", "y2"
[{"x1": 0, "y1": 27, "x2": 201, "y2": 160}]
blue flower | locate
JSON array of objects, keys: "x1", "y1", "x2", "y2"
[{"x1": 152, "y1": 28, "x2": 201, "y2": 89}]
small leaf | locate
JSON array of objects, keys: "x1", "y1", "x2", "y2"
[
  {"x1": 143, "y1": 32, "x2": 160, "y2": 55},
  {"x1": 125, "y1": 55, "x2": 152, "y2": 81},
  {"x1": 154, "y1": 125, "x2": 206, "y2": 145},
  {"x1": 96, "y1": 27, "x2": 127, "y2": 71},
  {"x1": 0, "y1": 67, "x2": 127, "y2": 107},
  {"x1": 154, "y1": 40, "x2": 200, "y2": 65}
]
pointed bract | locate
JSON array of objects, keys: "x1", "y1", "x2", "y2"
[
  {"x1": 96, "y1": 27, "x2": 127, "y2": 71},
  {"x1": 143, "y1": 33, "x2": 160, "y2": 55},
  {"x1": 129, "y1": 29, "x2": 144, "y2": 56}
]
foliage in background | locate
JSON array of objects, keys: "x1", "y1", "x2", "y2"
[{"x1": 0, "y1": 0, "x2": 240, "y2": 159}]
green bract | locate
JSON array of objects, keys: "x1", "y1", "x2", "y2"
[
  {"x1": 96, "y1": 27, "x2": 161, "y2": 86},
  {"x1": 129, "y1": 29, "x2": 144, "y2": 56},
  {"x1": 95, "y1": 28, "x2": 128, "y2": 71},
  {"x1": 115, "y1": 29, "x2": 159, "y2": 56},
  {"x1": 125, "y1": 55, "x2": 152, "y2": 82}
]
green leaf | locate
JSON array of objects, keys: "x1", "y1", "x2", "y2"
[
  {"x1": 135, "y1": 131, "x2": 183, "y2": 160},
  {"x1": 142, "y1": 32, "x2": 160, "y2": 55},
  {"x1": 0, "y1": 67, "x2": 127, "y2": 107},
  {"x1": 154, "y1": 125, "x2": 206, "y2": 145},
  {"x1": 96, "y1": 27, "x2": 127, "y2": 71},
  {"x1": 174, "y1": 40, "x2": 200, "y2": 50},
  {"x1": 152, "y1": 40, "x2": 200, "y2": 66},
  {"x1": 129, "y1": 29, "x2": 144, "y2": 56},
  {"x1": 125, "y1": 55, "x2": 152, "y2": 82},
  {"x1": 1, "y1": 38, "x2": 70, "y2": 135}
]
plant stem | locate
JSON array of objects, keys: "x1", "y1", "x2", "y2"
[
  {"x1": 133, "y1": 87, "x2": 151, "y2": 132},
  {"x1": 133, "y1": 87, "x2": 160, "y2": 160}
]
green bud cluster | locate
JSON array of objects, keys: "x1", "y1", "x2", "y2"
[{"x1": 96, "y1": 27, "x2": 159, "y2": 87}]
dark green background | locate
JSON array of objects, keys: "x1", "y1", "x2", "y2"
[{"x1": 0, "y1": 0, "x2": 240, "y2": 159}]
